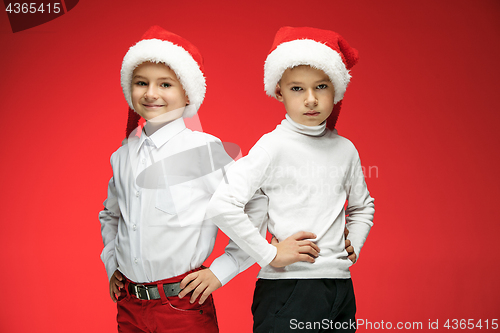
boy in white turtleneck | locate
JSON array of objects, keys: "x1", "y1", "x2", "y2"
[{"x1": 207, "y1": 27, "x2": 374, "y2": 332}]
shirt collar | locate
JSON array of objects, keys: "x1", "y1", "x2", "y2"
[
  {"x1": 137, "y1": 117, "x2": 187, "y2": 153},
  {"x1": 281, "y1": 114, "x2": 327, "y2": 137}
]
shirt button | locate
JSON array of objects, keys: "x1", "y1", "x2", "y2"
[
  {"x1": 134, "y1": 258, "x2": 138, "y2": 264},
  {"x1": 135, "y1": 191, "x2": 140, "y2": 197},
  {"x1": 133, "y1": 224, "x2": 137, "y2": 231},
  {"x1": 141, "y1": 159, "x2": 146, "y2": 164}
]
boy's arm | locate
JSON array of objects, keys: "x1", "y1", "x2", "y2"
[
  {"x1": 208, "y1": 189, "x2": 269, "y2": 284},
  {"x1": 203, "y1": 140, "x2": 269, "y2": 280},
  {"x1": 345, "y1": 156, "x2": 375, "y2": 261},
  {"x1": 207, "y1": 146, "x2": 277, "y2": 266},
  {"x1": 207, "y1": 146, "x2": 319, "y2": 268},
  {"x1": 99, "y1": 176, "x2": 120, "y2": 280},
  {"x1": 179, "y1": 189, "x2": 269, "y2": 304},
  {"x1": 178, "y1": 141, "x2": 319, "y2": 304},
  {"x1": 344, "y1": 228, "x2": 357, "y2": 263}
]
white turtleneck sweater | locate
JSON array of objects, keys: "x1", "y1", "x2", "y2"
[{"x1": 207, "y1": 115, "x2": 375, "y2": 279}]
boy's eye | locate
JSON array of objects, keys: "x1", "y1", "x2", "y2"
[
  {"x1": 160, "y1": 82, "x2": 171, "y2": 88},
  {"x1": 135, "y1": 81, "x2": 147, "y2": 86},
  {"x1": 291, "y1": 86, "x2": 302, "y2": 92},
  {"x1": 317, "y1": 84, "x2": 328, "y2": 89}
]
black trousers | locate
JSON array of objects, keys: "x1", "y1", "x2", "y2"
[{"x1": 252, "y1": 278, "x2": 356, "y2": 333}]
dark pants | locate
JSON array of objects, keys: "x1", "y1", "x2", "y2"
[{"x1": 252, "y1": 278, "x2": 356, "y2": 333}]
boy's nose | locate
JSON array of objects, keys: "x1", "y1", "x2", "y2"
[
  {"x1": 145, "y1": 86, "x2": 159, "y2": 100},
  {"x1": 305, "y1": 89, "x2": 318, "y2": 106}
]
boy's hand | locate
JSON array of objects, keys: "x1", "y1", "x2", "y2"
[
  {"x1": 269, "y1": 231, "x2": 320, "y2": 268},
  {"x1": 344, "y1": 227, "x2": 357, "y2": 263},
  {"x1": 109, "y1": 270, "x2": 124, "y2": 303},
  {"x1": 178, "y1": 268, "x2": 222, "y2": 305}
]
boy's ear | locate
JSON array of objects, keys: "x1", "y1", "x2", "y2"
[{"x1": 275, "y1": 83, "x2": 284, "y2": 101}]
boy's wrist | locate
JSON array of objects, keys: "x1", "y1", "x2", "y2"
[{"x1": 258, "y1": 244, "x2": 278, "y2": 268}]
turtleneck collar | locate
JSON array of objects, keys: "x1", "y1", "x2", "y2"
[{"x1": 281, "y1": 114, "x2": 327, "y2": 137}]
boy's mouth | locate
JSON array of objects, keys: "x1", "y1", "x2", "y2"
[
  {"x1": 304, "y1": 111, "x2": 320, "y2": 116},
  {"x1": 143, "y1": 104, "x2": 165, "y2": 108}
]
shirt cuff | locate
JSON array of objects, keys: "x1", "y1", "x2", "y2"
[
  {"x1": 104, "y1": 256, "x2": 118, "y2": 282},
  {"x1": 209, "y1": 255, "x2": 239, "y2": 286},
  {"x1": 257, "y1": 244, "x2": 277, "y2": 268}
]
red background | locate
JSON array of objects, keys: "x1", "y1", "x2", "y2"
[{"x1": 1, "y1": 0, "x2": 499, "y2": 332}]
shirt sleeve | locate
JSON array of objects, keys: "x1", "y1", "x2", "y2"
[
  {"x1": 345, "y1": 156, "x2": 375, "y2": 261},
  {"x1": 99, "y1": 174, "x2": 120, "y2": 281},
  {"x1": 207, "y1": 146, "x2": 277, "y2": 268},
  {"x1": 209, "y1": 189, "x2": 268, "y2": 285}
]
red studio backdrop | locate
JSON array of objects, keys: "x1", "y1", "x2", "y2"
[{"x1": 1, "y1": 1, "x2": 499, "y2": 332}]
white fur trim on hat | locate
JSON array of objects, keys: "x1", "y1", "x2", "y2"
[
  {"x1": 121, "y1": 39, "x2": 205, "y2": 118},
  {"x1": 264, "y1": 39, "x2": 351, "y2": 104}
]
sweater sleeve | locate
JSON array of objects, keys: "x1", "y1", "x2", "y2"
[
  {"x1": 99, "y1": 174, "x2": 120, "y2": 281},
  {"x1": 345, "y1": 156, "x2": 375, "y2": 260},
  {"x1": 202, "y1": 138, "x2": 270, "y2": 285},
  {"x1": 207, "y1": 146, "x2": 277, "y2": 268},
  {"x1": 209, "y1": 189, "x2": 268, "y2": 285}
]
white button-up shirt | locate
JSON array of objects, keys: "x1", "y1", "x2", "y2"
[{"x1": 100, "y1": 118, "x2": 266, "y2": 284}]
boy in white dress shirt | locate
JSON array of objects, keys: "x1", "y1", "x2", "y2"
[
  {"x1": 99, "y1": 25, "x2": 268, "y2": 332},
  {"x1": 207, "y1": 27, "x2": 375, "y2": 332}
]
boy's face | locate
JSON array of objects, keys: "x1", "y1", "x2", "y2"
[
  {"x1": 131, "y1": 62, "x2": 189, "y2": 121},
  {"x1": 275, "y1": 65, "x2": 335, "y2": 127}
]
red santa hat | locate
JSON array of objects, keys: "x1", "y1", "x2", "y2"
[
  {"x1": 264, "y1": 27, "x2": 359, "y2": 129},
  {"x1": 121, "y1": 25, "x2": 206, "y2": 138}
]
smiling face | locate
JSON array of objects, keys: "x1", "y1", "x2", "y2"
[
  {"x1": 275, "y1": 65, "x2": 335, "y2": 127},
  {"x1": 131, "y1": 62, "x2": 189, "y2": 121}
]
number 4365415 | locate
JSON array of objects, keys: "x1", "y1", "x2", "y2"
[
  {"x1": 5, "y1": 3, "x2": 61, "y2": 14},
  {"x1": 444, "y1": 319, "x2": 498, "y2": 330}
]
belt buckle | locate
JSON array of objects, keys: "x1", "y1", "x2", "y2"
[{"x1": 134, "y1": 284, "x2": 150, "y2": 300}]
